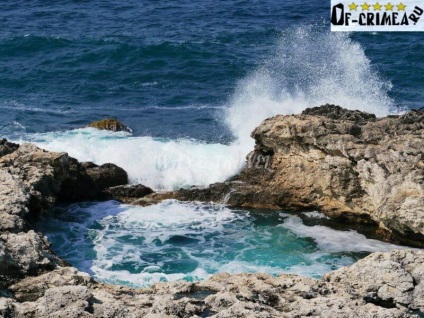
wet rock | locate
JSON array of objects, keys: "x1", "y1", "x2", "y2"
[
  {"x1": 105, "y1": 184, "x2": 154, "y2": 203},
  {"x1": 82, "y1": 162, "x2": 128, "y2": 190},
  {"x1": 86, "y1": 118, "x2": 132, "y2": 133}
]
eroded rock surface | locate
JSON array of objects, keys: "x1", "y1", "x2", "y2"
[
  {"x1": 0, "y1": 143, "x2": 127, "y2": 287},
  {"x1": 1, "y1": 250, "x2": 423, "y2": 317},
  {"x1": 82, "y1": 162, "x2": 128, "y2": 190}
]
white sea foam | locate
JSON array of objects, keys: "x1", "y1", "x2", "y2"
[
  {"x1": 279, "y1": 213, "x2": 408, "y2": 253},
  {"x1": 301, "y1": 211, "x2": 330, "y2": 219}
]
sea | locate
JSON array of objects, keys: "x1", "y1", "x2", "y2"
[{"x1": 1, "y1": 0, "x2": 422, "y2": 287}]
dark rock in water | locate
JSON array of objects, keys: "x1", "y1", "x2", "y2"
[
  {"x1": 56, "y1": 157, "x2": 102, "y2": 203},
  {"x1": 106, "y1": 184, "x2": 154, "y2": 203},
  {"x1": 0, "y1": 139, "x2": 19, "y2": 157},
  {"x1": 82, "y1": 162, "x2": 128, "y2": 190},
  {"x1": 86, "y1": 118, "x2": 132, "y2": 133}
]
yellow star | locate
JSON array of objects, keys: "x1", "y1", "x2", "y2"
[
  {"x1": 397, "y1": 2, "x2": 407, "y2": 10},
  {"x1": 361, "y1": 2, "x2": 371, "y2": 10},
  {"x1": 385, "y1": 2, "x2": 394, "y2": 10},
  {"x1": 349, "y1": 2, "x2": 359, "y2": 10},
  {"x1": 373, "y1": 2, "x2": 382, "y2": 10}
]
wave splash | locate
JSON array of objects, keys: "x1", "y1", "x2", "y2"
[
  {"x1": 20, "y1": 129, "x2": 245, "y2": 190},
  {"x1": 225, "y1": 26, "x2": 397, "y2": 153},
  {"x1": 19, "y1": 27, "x2": 397, "y2": 190}
]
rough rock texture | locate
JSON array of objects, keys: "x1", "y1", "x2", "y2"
[
  {"x1": 82, "y1": 162, "x2": 128, "y2": 190},
  {"x1": 86, "y1": 118, "x2": 132, "y2": 133},
  {"x1": 142, "y1": 105, "x2": 424, "y2": 246},
  {"x1": 1, "y1": 250, "x2": 423, "y2": 317}
]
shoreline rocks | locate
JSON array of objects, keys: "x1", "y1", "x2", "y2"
[{"x1": 1, "y1": 250, "x2": 423, "y2": 317}]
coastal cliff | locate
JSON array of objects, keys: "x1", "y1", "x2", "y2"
[
  {"x1": 143, "y1": 105, "x2": 424, "y2": 247},
  {"x1": 0, "y1": 105, "x2": 423, "y2": 317}
]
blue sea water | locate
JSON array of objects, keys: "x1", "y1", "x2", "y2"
[{"x1": 3, "y1": 0, "x2": 422, "y2": 286}]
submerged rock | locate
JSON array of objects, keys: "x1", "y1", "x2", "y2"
[
  {"x1": 86, "y1": 118, "x2": 132, "y2": 133},
  {"x1": 145, "y1": 105, "x2": 424, "y2": 246}
]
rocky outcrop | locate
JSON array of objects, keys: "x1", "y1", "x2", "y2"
[
  {"x1": 0, "y1": 142, "x2": 131, "y2": 288},
  {"x1": 0, "y1": 250, "x2": 423, "y2": 317},
  {"x1": 86, "y1": 118, "x2": 132, "y2": 133},
  {"x1": 141, "y1": 105, "x2": 424, "y2": 246}
]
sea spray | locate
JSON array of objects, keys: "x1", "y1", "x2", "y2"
[{"x1": 224, "y1": 26, "x2": 397, "y2": 153}]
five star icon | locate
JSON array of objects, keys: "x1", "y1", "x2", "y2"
[
  {"x1": 346, "y1": 2, "x2": 408, "y2": 13},
  {"x1": 361, "y1": 2, "x2": 371, "y2": 10}
]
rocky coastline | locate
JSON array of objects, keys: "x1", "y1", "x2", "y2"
[
  {"x1": 0, "y1": 105, "x2": 423, "y2": 317},
  {"x1": 139, "y1": 105, "x2": 424, "y2": 247}
]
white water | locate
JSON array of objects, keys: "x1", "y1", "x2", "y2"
[
  {"x1": 18, "y1": 28, "x2": 397, "y2": 190},
  {"x1": 19, "y1": 129, "x2": 245, "y2": 190}
]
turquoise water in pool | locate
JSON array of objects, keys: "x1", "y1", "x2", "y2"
[{"x1": 36, "y1": 199, "x2": 407, "y2": 288}]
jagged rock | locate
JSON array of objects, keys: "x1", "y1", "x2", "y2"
[
  {"x1": 105, "y1": 184, "x2": 154, "y2": 203},
  {"x1": 144, "y1": 105, "x2": 424, "y2": 246},
  {"x1": 82, "y1": 162, "x2": 128, "y2": 190},
  {"x1": 86, "y1": 118, "x2": 132, "y2": 133},
  {"x1": 4, "y1": 250, "x2": 424, "y2": 317}
]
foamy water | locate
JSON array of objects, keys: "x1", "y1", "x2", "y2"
[{"x1": 36, "y1": 200, "x2": 408, "y2": 287}]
